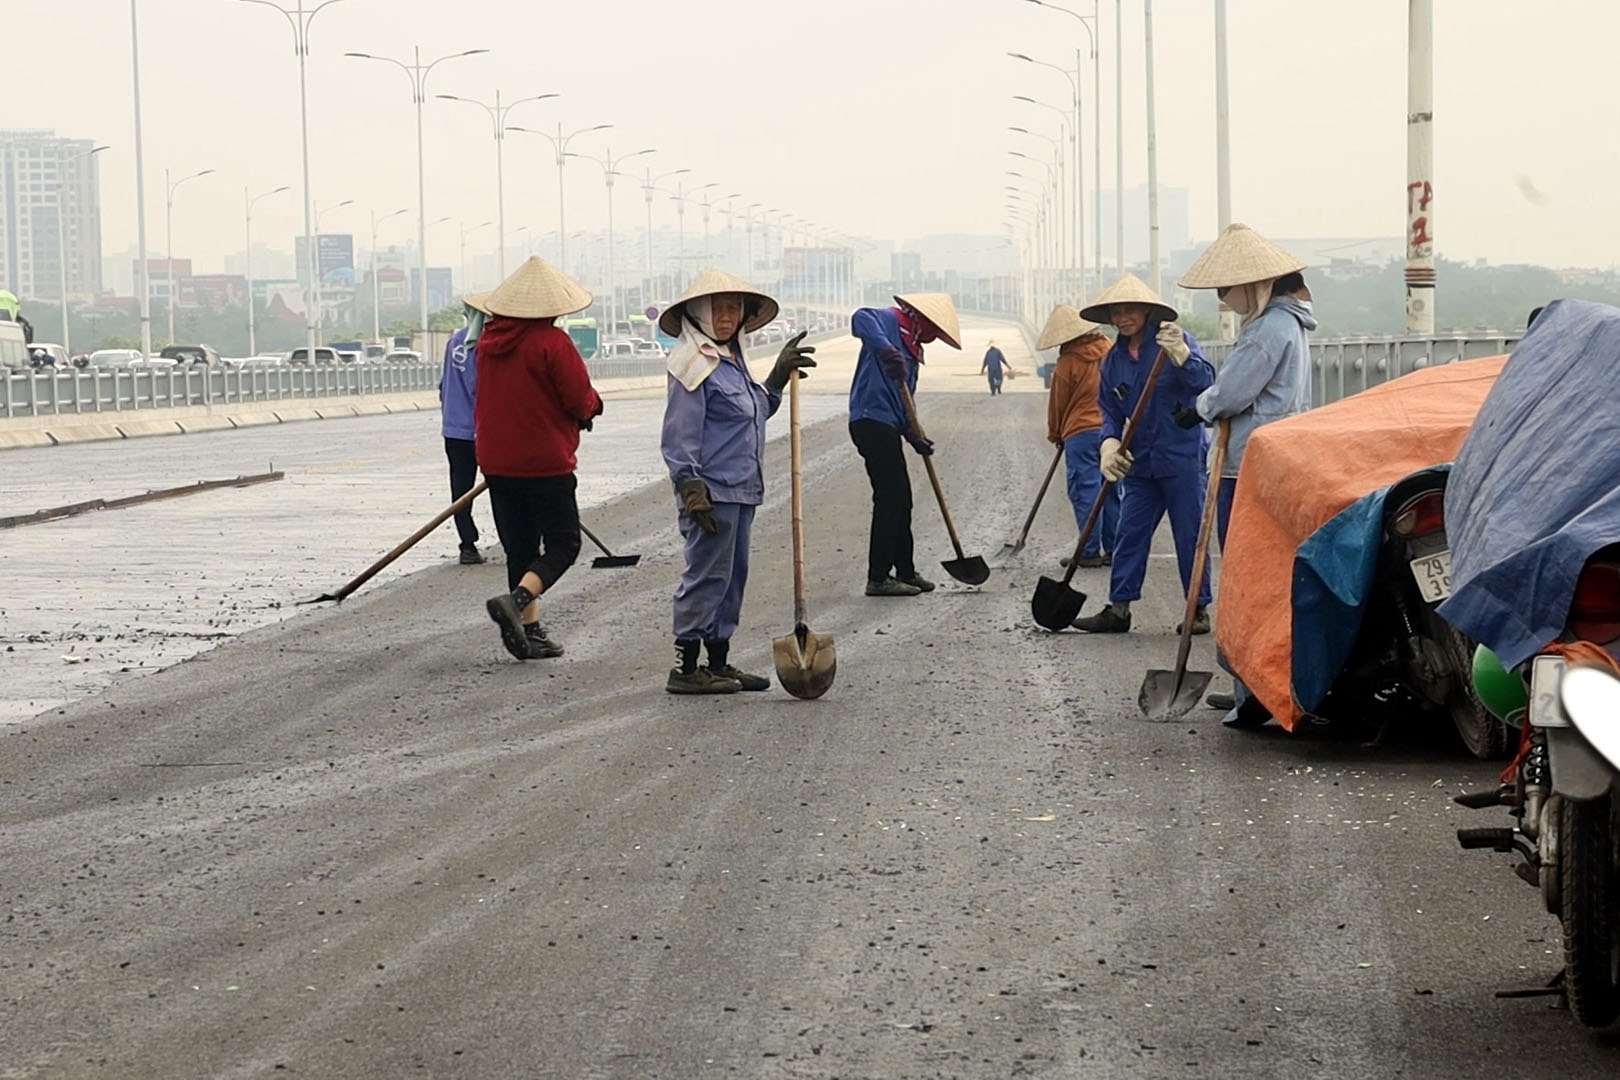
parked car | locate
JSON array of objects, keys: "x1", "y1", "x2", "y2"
[
  {"x1": 335, "y1": 350, "x2": 362, "y2": 365},
  {"x1": 86, "y1": 348, "x2": 144, "y2": 368},
  {"x1": 595, "y1": 340, "x2": 637, "y2": 362},
  {"x1": 283, "y1": 346, "x2": 342, "y2": 365},
  {"x1": 383, "y1": 349, "x2": 423, "y2": 363},
  {"x1": 631, "y1": 340, "x2": 667, "y2": 360},
  {"x1": 247, "y1": 353, "x2": 285, "y2": 366},
  {"x1": 159, "y1": 344, "x2": 222, "y2": 366},
  {"x1": 28, "y1": 343, "x2": 69, "y2": 368},
  {"x1": 129, "y1": 353, "x2": 182, "y2": 368}
]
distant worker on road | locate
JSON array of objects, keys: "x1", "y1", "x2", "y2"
[
  {"x1": 980, "y1": 339, "x2": 1012, "y2": 395},
  {"x1": 472, "y1": 258, "x2": 604, "y2": 662},
  {"x1": 440, "y1": 296, "x2": 487, "y2": 566},
  {"x1": 1174, "y1": 224, "x2": 1315, "y2": 723},
  {"x1": 1072, "y1": 274, "x2": 1215, "y2": 635},
  {"x1": 847, "y1": 293, "x2": 963, "y2": 597},
  {"x1": 660, "y1": 271, "x2": 816, "y2": 695},
  {"x1": 1040, "y1": 303, "x2": 1119, "y2": 568}
]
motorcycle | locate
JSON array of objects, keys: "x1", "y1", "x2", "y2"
[
  {"x1": 1456, "y1": 545, "x2": 1620, "y2": 1028},
  {"x1": 1311, "y1": 467, "x2": 1509, "y2": 758}
]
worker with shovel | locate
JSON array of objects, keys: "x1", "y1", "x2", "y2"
[
  {"x1": 473, "y1": 258, "x2": 604, "y2": 661},
  {"x1": 848, "y1": 293, "x2": 963, "y2": 597},
  {"x1": 1173, "y1": 224, "x2": 1315, "y2": 725},
  {"x1": 1072, "y1": 274, "x2": 1215, "y2": 634},
  {"x1": 1041, "y1": 304, "x2": 1119, "y2": 569},
  {"x1": 661, "y1": 271, "x2": 817, "y2": 695}
]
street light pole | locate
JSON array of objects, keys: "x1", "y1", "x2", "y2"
[
  {"x1": 460, "y1": 220, "x2": 492, "y2": 293},
  {"x1": 641, "y1": 166, "x2": 689, "y2": 305},
  {"x1": 1010, "y1": 50, "x2": 1084, "y2": 298},
  {"x1": 56, "y1": 144, "x2": 108, "y2": 357},
  {"x1": 130, "y1": 1, "x2": 155, "y2": 359},
  {"x1": 438, "y1": 90, "x2": 558, "y2": 282},
  {"x1": 568, "y1": 148, "x2": 655, "y2": 338},
  {"x1": 506, "y1": 122, "x2": 611, "y2": 277},
  {"x1": 371, "y1": 207, "x2": 408, "y2": 343},
  {"x1": 346, "y1": 47, "x2": 488, "y2": 340},
  {"x1": 1406, "y1": 0, "x2": 1436, "y2": 333},
  {"x1": 1143, "y1": 0, "x2": 1162, "y2": 292},
  {"x1": 1214, "y1": 0, "x2": 1235, "y2": 339},
  {"x1": 164, "y1": 166, "x2": 214, "y2": 344},
  {"x1": 311, "y1": 198, "x2": 352, "y2": 344},
  {"x1": 245, "y1": 183, "x2": 290, "y2": 356}
]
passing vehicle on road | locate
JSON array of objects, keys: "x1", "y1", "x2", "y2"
[
  {"x1": 158, "y1": 344, "x2": 223, "y2": 366},
  {"x1": 86, "y1": 348, "x2": 144, "y2": 368},
  {"x1": 27, "y1": 343, "x2": 69, "y2": 368},
  {"x1": 283, "y1": 346, "x2": 342, "y2": 365},
  {"x1": 129, "y1": 353, "x2": 181, "y2": 368},
  {"x1": 0, "y1": 321, "x2": 28, "y2": 369},
  {"x1": 631, "y1": 340, "x2": 666, "y2": 360},
  {"x1": 383, "y1": 349, "x2": 422, "y2": 363},
  {"x1": 595, "y1": 340, "x2": 637, "y2": 363}
]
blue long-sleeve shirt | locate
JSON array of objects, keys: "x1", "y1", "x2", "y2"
[
  {"x1": 1195, "y1": 296, "x2": 1317, "y2": 477},
  {"x1": 1098, "y1": 321, "x2": 1215, "y2": 477},
  {"x1": 439, "y1": 326, "x2": 477, "y2": 440},
  {"x1": 661, "y1": 352, "x2": 783, "y2": 506},
  {"x1": 848, "y1": 307, "x2": 918, "y2": 433}
]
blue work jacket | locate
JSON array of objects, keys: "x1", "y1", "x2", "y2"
[
  {"x1": 1099, "y1": 321, "x2": 1215, "y2": 478},
  {"x1": 439, "y1": 326, "x2": 477, "y2": 441},
  {"x1": 661, "y1": 352, "x2": 782, "y2": 506},
  {"x1": 848, "y1": 307, "x2": 919, "y2": 433}
]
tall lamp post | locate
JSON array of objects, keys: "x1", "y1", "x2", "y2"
[
  {"x1": 460, "y1": 220, "x2": 492, "y2": 294},
  {"x1": 311, "y1": 198, "x2": 353, "y2": 343},
  {"x1": 722, "y1": 193, "x2": 742, "y2": 273},
  {"x1": 669, "y1": 180, "x2": 716, "y2": 292},
  {"x1": 437, "y1": 90, "x2": 558, "y2": 281},
  {"x1": 567, "y1": 147, "x2": 655, "y2": 338},
  {"x1": 245, "y1": 183, "x2": 290, "y2": 356},
  {"x1": 237, "y1": 0, "x2": 351, "y2": 372},
  {"x1": 55, "y1": 144, "x2": 109, "y2": 357},
  {"x1": 130, "y1": 1, "x2": 152, "y2": 359},
  {"x1": 1025, "y1": 0, "x2": 1102, "y2": 292},
  {"x1": 164, "y1": 166, "x2": 215, "y2": 344},
  {"x1": 370, "y1": 207, "x2": 408, "y2": 343},
  {"x1": 640, "y1": 166, "x2": 689, "y2": 305},
  {"x1": 506, "y1": 122, "x2": 611, "y2": 276},
  {"x1": 1009, "y1": 49, "x2": 1084, "y2": 297},
  {"x1": 346, "y1": 46, "x2": 488, "y2": 341}
]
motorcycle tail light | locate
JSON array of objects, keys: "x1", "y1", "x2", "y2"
[
  {"x1": 1391, "y1": 490, "x2": 1446, "y2": 538},
  {"x1": 1569, "y1": 561, "x2": 1620, "y2": 644}
]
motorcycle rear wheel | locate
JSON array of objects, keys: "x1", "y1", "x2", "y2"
[
  {"x1": 1441, "y1": 624, "x2": 1510, "y2": 760},
  {"x1": 1560, "y1": 793, "x2": 1620, "y2": 1028}
]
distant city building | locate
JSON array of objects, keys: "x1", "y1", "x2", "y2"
[
  {"x1": 179, "y1": 274, "x2": 248, "y2": 309},
  {"x1": 0, "y1": 129, "x2": 104, "y2": 302},
  {"x1": 134, "y1": 258, "x2": 192, "y2": 307}
]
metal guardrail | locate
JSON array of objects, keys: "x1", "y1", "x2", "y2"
[
  {"x1": 581, "y1": 322, "x2": 854, "y2": 381},
  {"x1": 1204, "y1": 334, "x2": 1521, "y2": 407},
  {"x1": 0, "y1": 361, "x2": 441, "y2": 419}
]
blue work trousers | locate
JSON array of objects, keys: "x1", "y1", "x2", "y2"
[
  {"x1": 1062, "y1": 430, "x2": 1121, "y2": 558},
  {"x1": 1109, "y1": 469, "x2": 1212, "y2": 607},
  {"x1": 673, "y1": 502, "x2": 755, "y2": 643}
]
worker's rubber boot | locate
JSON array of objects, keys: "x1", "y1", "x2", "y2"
[
  {"x1": 705, "y1": 639, "x2": 769, "y2": 692},
  {"x1": 524, "y1": 623, "x2": 564, "y2": 659},
  {"x1": 667, "y1": 638, "x2": 741, "y2": 695},
  {"x1": 1177, "y1": 606, "x2": 1211, "y2": 636},
  {"x1": 1073, "y1": 601, "x2": 1132, "y2": 634},
  {"x1": 487, "y1": 589, "x2": 534, "y2": 661}
]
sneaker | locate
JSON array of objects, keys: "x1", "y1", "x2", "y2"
[
  {"x1": 486, "y1": 593, "x2": 531, "y2": 661},
  {"x1": 1206, "y1": 692, "x2": 1237, "y2": 711},
  {"x1": 524, "y1": 624, "x2": 564, "y2": 659},
  {"x1": 459, "y1": 546, "x2": 486, "y2": 566},
  {"x1": 1075, "y1": 554, "x2": 1107, "y2": 569},
  {"x1": 865, "y1": 577, "x2": 923, "y2": 598},
  {"x1": 1072, "y1": 603, "x2": 1132, "y2": 634},
  {"x1": 896, "y1": 572, "x2": 936, "y2": 593},
  {"x1": 709, "y1": 664, "x2": 770, "y2": 691},
  {"x1": 1176, "y1": 607, "x2": 1211, "y2": 636},
  {"x1": 666, "y1": 667, "x2": 743, "y2": 695}
]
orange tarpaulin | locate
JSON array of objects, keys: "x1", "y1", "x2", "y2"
[{"x1": 1217, "y1": 355, "x2": 1508, "y2": 729}]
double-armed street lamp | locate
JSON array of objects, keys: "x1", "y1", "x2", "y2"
[
  {"x1": 245, "y1": 183, "x2": 290, "y2": 356},
  {"x1": 370, "y1": 207, "x2": 409, "y2": 342},
  {"x1": 56, "y1": 144, "x2": 109, "y2": 356},
  {"x1": 437, "y1": 90, "x2": 558, "y2": 281},
  {"x1": 506, "y1": 122, "x2": 612, "y2": 276},
  {"x1": 165, "y1": 167, "x2": 215, "y2": 343},
  {"x1": 566, "y1": 147, "x2": 655, "y2": 336}
]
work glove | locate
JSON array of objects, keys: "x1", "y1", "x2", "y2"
[
  {"x1": 879, "y1": 347, "x2": 909, "y2": 384},
  {"x1": 579, "y1": 396, "x2": 604, "y2": 432},
  {"x1": 766, "y1": 331, "x2": 818, "y2": 391},
  {"x1": 1173, "y1": 402, "x2": 1204, "y2": 429},
  {"x1": 905, "y1": 431, "x2": 935, "y2": 457},
  {"x1": 676, "y1": 477, "x2": 718, "y2": 535},
  {"x1": 1100, "y1": 437, "x2": 1133, "y2": 482},
  {"x1": 1155, "y1": 323, "x2": 1191, "y2": 367}
]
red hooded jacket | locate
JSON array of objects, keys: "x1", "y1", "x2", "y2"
[{"x1": 473, "y1": 318, "x2": 603, "y2": 478}]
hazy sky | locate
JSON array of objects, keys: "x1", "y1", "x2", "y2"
[{"x1": 11, "y1": 1, "x2": 1617, "y2": 272}]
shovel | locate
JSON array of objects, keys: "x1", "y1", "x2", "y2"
[
  {"x1": 995, "y1": 445, "x2": 1065, "y2": 565},
  {"x1": 773, "y1": 369, "x2": 837, "y2": 698},
  {"x1": 300, "y1": 480, "x2": 488, "y2": 604},
  {"x1": 1140, "y1": 418, "x2": 1229, "y2": 719},
  {"x1": 896, "y1": 382, "x2": 991, "y2": 586},
  {"x1": 1031, "y1": 348, "x2": 1172, "y2": 631},
  {"x1": 580, "y1": 523, "x2": 641, "y2": 569}
]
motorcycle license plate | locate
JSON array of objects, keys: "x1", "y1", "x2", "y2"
[
  {"x1": 1409, "y1": 550, "x2": 1453, "y2": 602},
  {"x1": 1528, "y1": 654, "x2": 1568, "y2": 729}
]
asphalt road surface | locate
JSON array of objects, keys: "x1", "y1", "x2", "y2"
[{"x1": 5, "y1": 327, "x2": 1619, "y2": 1078}]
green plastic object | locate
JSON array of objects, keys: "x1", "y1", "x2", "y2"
[{"x1": 1472, "y1": 643, "x2": 1529, "y2": 727}]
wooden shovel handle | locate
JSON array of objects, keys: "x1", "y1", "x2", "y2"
[
  {"x1": 789, "y1": 370, "x2": 808, "y2": 627},
  {"x1": 334, "y1": 479, "x2": 488, "y2": 601},
  {"x1": 1171, "y1": 419, "x2": 1230, "y2": 676},
  {"x1": 896, "y1": 381, "x2": 969, "y2": 560}
]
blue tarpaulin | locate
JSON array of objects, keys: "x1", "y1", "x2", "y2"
[{"x1": 1439, "y1": 299, "x2": 1620, "y2": 669}]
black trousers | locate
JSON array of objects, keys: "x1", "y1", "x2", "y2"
[
  {"x1": 444, "y1": 437, "x2": 480, "y2": 549},
  {"x1": 486, "y1": 473, "x2": 582, "y2": 593},
  {"x1": 849, "y1": 419, "x2": 915, "y2": 583}
]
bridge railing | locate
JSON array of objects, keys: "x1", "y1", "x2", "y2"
[
  {"x1": 1203, "y1": 333, "x2": 1520, "y2": 408},
  {"x1": 0, "y1": 361, "x2": 442, "y2": 420}
]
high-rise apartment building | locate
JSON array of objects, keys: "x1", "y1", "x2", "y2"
[{"x1": 0, "y1": 129, "x2": 104, "y2": 302}]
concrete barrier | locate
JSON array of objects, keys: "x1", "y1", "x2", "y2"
[
  {"x1": 314, "y1": 405, "x2": 360, "y2": 419},
  {"x1": 175, "y1": 415, "x2": 235, "y2": 434},
  {"x1": 51, "y1": 423, "x2": 128, "y2": 444},
  {"x1": 115, "y1": 420, "x2": 186, "y2": 439},
  {"x1": 227, "y1": 412, "x2": 281, "y2": 428},
  {"x1": 0, "y1": 428, "x2": 56, "y2": 449},
  {"x1": 272, "y1": 408, "x2": 322, "y2": 423}
]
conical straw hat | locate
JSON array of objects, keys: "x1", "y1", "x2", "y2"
[
  {"x1": 894, "y1": 292, "x2": 962, "y2": 349},
  {"x1": 463, "y1": 291, "x2": 492, "y2": 315},
  {"x1": 1078, "y1": 272, "x2": 1178, "y2": 325},
  {"x1": 659, "y1": 269, "x2": 779, "y2": 337},
  {"x1": 481, "y1": 256, "x2": 593, "y2": 320},
  {"x1": 1178, "y1": 223, "x2": 1305, "y2": 290},
  {"x1": 1036, "y1": 304, "x2": 1101, "y2": 350}
]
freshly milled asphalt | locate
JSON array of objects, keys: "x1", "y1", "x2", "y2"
[{"x1": 4, "y1": 324, "x2": 1618, "y2": 1078}]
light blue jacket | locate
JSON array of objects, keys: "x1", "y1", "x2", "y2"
[
  {"x1": 661, "y1": 353, "x2": 783, "y2": 506},
  {"x1": 1195, "y1": 295, "x2": 1317, "y2": 477}
]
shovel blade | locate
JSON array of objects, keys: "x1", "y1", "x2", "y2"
[
  {"x1": 773, "y1": 625, "x2": 837, "y2": 700},
  {"x1": 590, "y1": 555, "x2": 641, "y2": 569},
  {"x1": 942, "y1": 555, "x2": 991, "y2": 586},
  {"x1": 296, "y1": 592, "x2": 343, "y2": 606},
  {"x1": 1139, "y1": 668, "x2": 1214, "y2": 720},
  {"x1": 1031, "y1": 576, "x2": 1086, "y2": 631},
  {"x1": 992, "y1": 541, "x2": 1024, "y2": 568}
]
